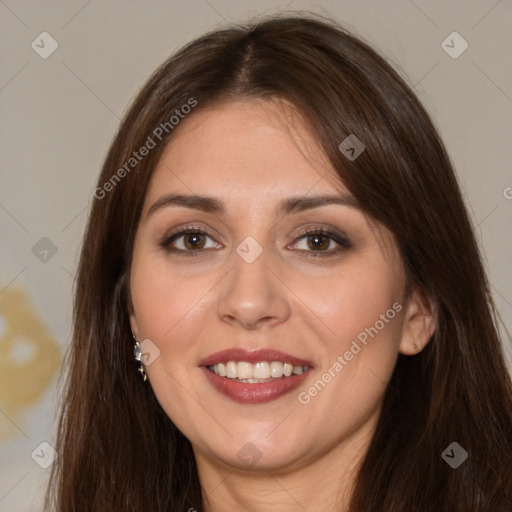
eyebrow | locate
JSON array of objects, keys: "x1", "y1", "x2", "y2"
[{"x1": 146, "y1": 193, "x2": 360, "y2": 219}]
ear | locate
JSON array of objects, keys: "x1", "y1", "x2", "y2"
[
  {"x1": 125, "y1": 281, "x2": 140, "y2": 341},
  {"x1": 129, "y1": 311, "x2": 140, "y2": 341},
  {"x1": 399, "y1": 288, "x2": 437, "y2": 355}
]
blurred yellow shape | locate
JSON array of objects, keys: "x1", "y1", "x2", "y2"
[{"x1": 0, "y1": 288, "x2": 61, "y2": 442}]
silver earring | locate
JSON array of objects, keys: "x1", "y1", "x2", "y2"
[{"x1": 133, "y1": 337, "x2": 148, "y2": 382}]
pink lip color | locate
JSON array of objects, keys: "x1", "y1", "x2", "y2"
[{"x1": 198, "y1": 348, "x2": 313, "y2": 404}]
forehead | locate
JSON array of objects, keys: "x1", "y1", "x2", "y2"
[{"x1": 143, "y1": 99, "x2": 347, "y2": 206}]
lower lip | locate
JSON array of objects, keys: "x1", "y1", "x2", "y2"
[{"x1": 200, "y1": 367, "x2": 311, "y2": 404}]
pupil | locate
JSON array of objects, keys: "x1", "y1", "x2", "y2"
[{"x1": 185, "y1": 233, "x2": 204, "y2": 250}]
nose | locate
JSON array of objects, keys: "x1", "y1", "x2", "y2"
[{"x1": 216, "y1": 248, "x2": 291, "y2": 330}]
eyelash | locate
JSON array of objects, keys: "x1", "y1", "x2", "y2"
[{"x1": 160, "y1": 224, "x2": 351, "y2": 258}]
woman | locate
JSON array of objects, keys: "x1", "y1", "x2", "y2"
[{"x1": 45, "y1": 14, "x2": 512, "y2": 511}]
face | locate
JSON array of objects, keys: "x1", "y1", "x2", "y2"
[{"x1": 129, "y1": 99, "x2": 432, "y2": 475}]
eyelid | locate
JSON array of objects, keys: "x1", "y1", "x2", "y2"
[
  {"x1": 164, "y1": 222, "x2": 224, "y2": 241},
  {"x1": 293, "y1": 224, "x2": 349, "y2": 241}
]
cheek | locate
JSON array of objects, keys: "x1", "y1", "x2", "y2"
[
  {"x1": 291, "y1": 256, "x2": 404, "y2": 415},
  {"x1": 294, "y1": 256, "x2": 403, "y2": 351},
  {"x1": 130, "y1": 252, "x2": 214, "y2": 341},
  {"x1": 130, "y1": 257, "x2": 214, "y2": 432},
  {"x1": 295, "y1": 287, "x2": 403, "y2": 444}
]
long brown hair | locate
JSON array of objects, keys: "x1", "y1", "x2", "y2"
[{"x1": 46, "y1": 14, "x2": 512, "y2": 511}]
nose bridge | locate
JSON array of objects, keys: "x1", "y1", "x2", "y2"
[{"x1": 216, "y1": 239, "x2": 290, "y2": 328}]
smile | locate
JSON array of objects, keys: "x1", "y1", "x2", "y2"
[
  {"x1": 207, "y1": 361, "x2": 310, "y2": 382},
  {"x1": 199, "y1": 348, "x2": 313, "y2": 403}
]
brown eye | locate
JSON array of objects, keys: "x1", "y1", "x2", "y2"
[
  {"x1": 291, "y1": 227, "x2": 351, "y2": 257},
  {"x1": 161, "y1": 228, "x2": 222, "y2": 255},
  {"x1": 307, "y1": 233, "x2": 330, "y2": 251},
  {"x1": 183, "y1": 232, "x2": 206, "y2": 250}
]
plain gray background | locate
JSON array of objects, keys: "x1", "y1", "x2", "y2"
[{"x1": 1, "y1": 1, "x2": 511, "y2": 510}]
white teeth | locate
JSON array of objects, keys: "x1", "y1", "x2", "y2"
[
  {"x1": 270, "y1": 361, "x2": 283, "y2": 378},
  {"x1": 226, "y1": 361, "x2": 237, "y2": 378},
  {"x1": 253, "y1": 362, "x2": 271, "y2": 379},
  {"x1": 283, "y1": 363, "x2": 293, "y2": 376},
  {"x1": 209, "y1": 360, "x2": 309, "y2": 379},
  {"x1": 237, "y1": 361, "x2": 252, "y2": 379}
]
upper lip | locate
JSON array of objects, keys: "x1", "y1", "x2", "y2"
[{"x1": 198, "y1": 348, "x2": 313, "y2": 367}]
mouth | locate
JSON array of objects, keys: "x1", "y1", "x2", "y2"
[
  {"x1": 199, "y1": 348, "x2": 313, "y2": 403},
  {"x1": 207, "y1": 361, "x2": 310, "y2": 383}
]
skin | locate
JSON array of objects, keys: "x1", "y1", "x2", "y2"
[{"x1": 129, "y1": 99, "x2": 436, "y2": 511}]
